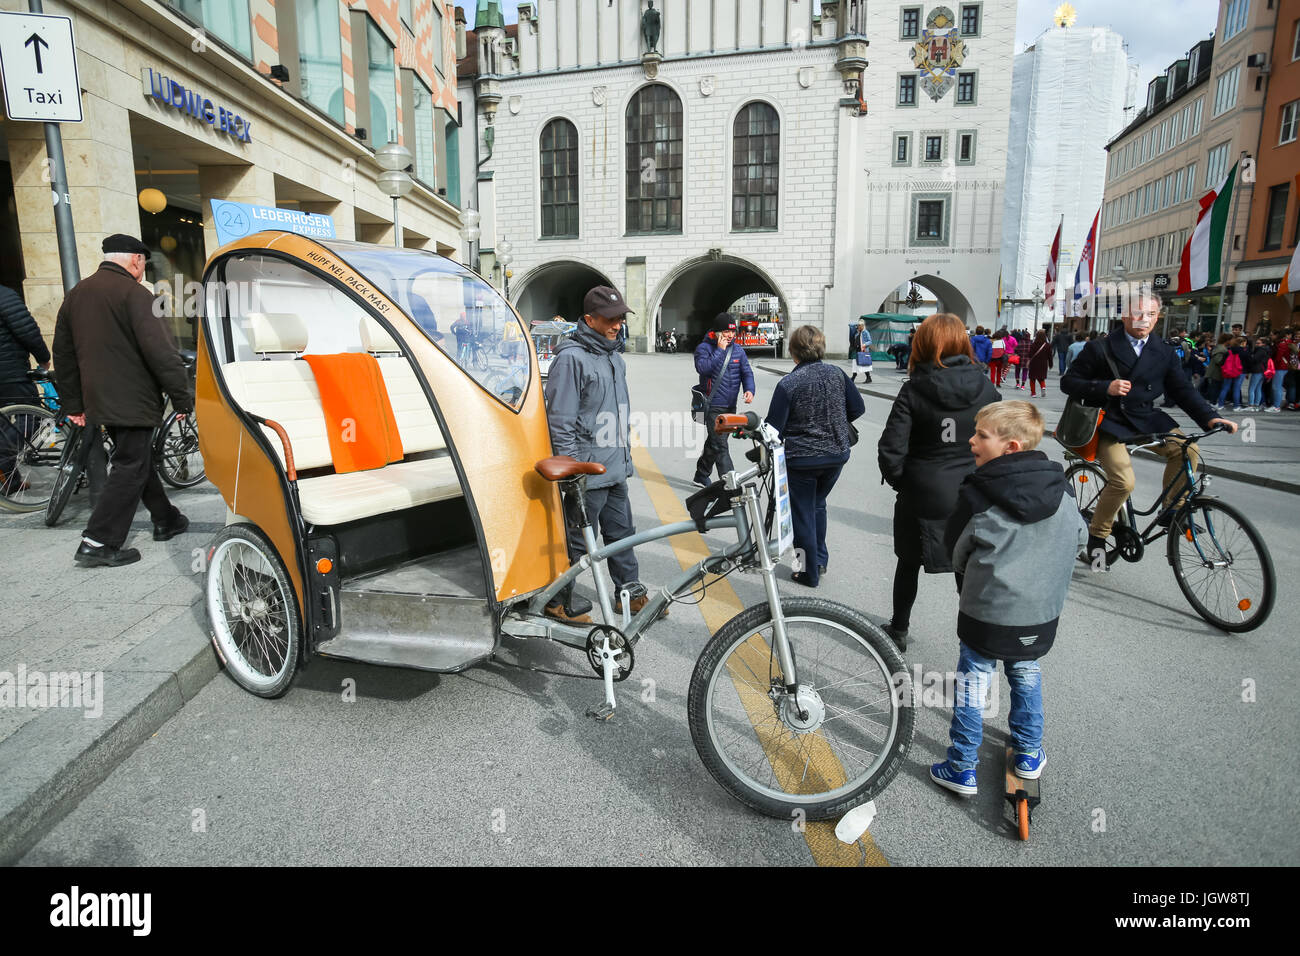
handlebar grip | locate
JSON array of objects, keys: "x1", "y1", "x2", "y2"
[{"x1": 714, "y1": 413, "x2": 751, "y2": 434}]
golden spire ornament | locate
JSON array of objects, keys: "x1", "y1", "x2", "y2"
[{"x1": 1054, "y1": 3, "x2": 1078, "y2": 28}]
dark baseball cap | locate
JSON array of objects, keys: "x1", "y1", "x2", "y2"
[
  {"x1": 102, "y1": 234, "x2": 150, "y2": 256},
  {"x1": 714, "y1": 312, "x2": 738, "y2": 332},
  {"x1": 583, "y1": 285, "x2": 633, "y2": 319}
]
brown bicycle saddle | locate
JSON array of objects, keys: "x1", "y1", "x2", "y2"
[{"x1": 534, "y1": 456, "x2": 607, "y2": 481}]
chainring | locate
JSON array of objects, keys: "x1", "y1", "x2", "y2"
[
  {"x1": 1114, "y1": 522, "x2": 1144, "y2": 563},
  {"x1": 585, "y1": 624, "x2": 634, "y2": 682}
]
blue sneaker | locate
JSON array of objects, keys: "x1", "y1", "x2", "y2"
[
  {"x1": 1013, "y1": 747, "x2": 1046, "y2": 780},
  {"x1": 930, "y1": 760, "x2": 977, "y2": 796}
]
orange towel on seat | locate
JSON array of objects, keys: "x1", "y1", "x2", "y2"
[{"x1": 301, "y1": 353, "x2": 404, "y2": 473}]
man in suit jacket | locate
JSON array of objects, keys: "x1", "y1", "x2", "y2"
[{"x1": 1062, "y1": 289, "x2": 1236, "y2": 567}]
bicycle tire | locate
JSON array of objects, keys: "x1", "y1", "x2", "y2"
[
  {"x1": 155, "y1": 412, "x2": 206, "y2": 488},
  {"x1": 44, "y1": 423, "x2": 92, "y2": 527},
  {"x1": 687, "y1": 597, "x2": 913, "y2": 821},
  {"x1": 0, "y1": 404, "x2": 66, "y2": 513},
  {"x1": 1167, "y1": 498, "x2": 1275, "y2": 633}
]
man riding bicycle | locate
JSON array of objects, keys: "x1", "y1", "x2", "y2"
[{"x1": 1061, "y1": 288, "x2": 1237, "y2": 568}]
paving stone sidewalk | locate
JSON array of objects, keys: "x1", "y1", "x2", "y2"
[{"x1": 0, "y1": 483, "x2": 225, "y2": 863}]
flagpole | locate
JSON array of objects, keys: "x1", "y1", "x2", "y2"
[{"x1": 1213, "y1": 154, "x2": 1247, "y2": 340}]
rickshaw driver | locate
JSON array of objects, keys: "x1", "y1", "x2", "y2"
[{"x1": 543, "y1": 285, "x2": 662, "y2": 623}]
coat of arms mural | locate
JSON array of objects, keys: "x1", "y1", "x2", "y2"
[{"x1": 909, "y1": 7, "x2": 967, "y2": 101}]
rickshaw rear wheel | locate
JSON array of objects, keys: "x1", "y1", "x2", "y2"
[
  {"x1": 206, "y1": 523, "x2": 301, "y2": 698},
  {"x1": 687, "y1": 597, "x2": 913, "y2": 822}
]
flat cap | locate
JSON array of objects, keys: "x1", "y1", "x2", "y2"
[{"x1": 101, "y1": 234, "x2": 150, "y2": 256}]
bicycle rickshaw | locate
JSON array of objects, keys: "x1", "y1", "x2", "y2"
[{"x1": 195, "y1": 232, "x2": 913, "y2": 820}]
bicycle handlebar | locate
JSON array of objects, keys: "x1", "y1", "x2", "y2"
[
  {"x1": 714, "y1": 411, "x2": 760, "y2": 435},
  {"x1": 1126, "y1": 422, "x2": 1230, "y2": 446}
]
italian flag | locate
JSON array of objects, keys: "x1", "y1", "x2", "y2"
[
  {"x1": 1282, "y1": 171, "x2": 1300, "y2": 294},
  {"x1": 1177, "y1": 162, "x2": 1237, "y2": 293}
]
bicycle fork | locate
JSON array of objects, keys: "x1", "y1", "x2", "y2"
[{"x1": 734, "y1": 482, "x2": 797, "y2": 692}]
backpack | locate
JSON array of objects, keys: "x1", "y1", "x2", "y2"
[
  {"x1": 1264, "y1": 358, "x2": 1275, "y2": 380},
  {"x1": 1223, "y1": 351, "x2": 1243, "y2": 378},
  {"x1": 991, "y1": 339, "x2": 1006, "y2": 359}
]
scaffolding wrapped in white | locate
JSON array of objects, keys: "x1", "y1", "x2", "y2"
[{"x1": 1000, "y1": 26, "x2": 1136, "y2": 329}]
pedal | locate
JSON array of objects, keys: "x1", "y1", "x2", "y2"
[{"x1": 585, "y1": 701, "x2": 616, "y2": 721}]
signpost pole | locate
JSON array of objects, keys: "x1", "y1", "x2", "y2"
[{"x1": 28, "y1": 0, "x2": 79, "y2": 292}]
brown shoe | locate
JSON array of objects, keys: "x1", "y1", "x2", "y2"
[
  {"x1": 614, "y1": 593, "x2": 668, "y2": 619},
  {"x1": 544, "y1": 601, "x2": 591, "y2": 625}
]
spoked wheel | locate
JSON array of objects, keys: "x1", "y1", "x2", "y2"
[
  {"x1": 1167, "y1": 499, "x2": 1275, "y2": 632},
  {"x1": 206, "y1": 524, "x2": 301, "y2": 697},
  {"x1": 155, "y1": 412, "x2": 206, "y2": 488},
  {"x1": 0, "y1": 404, "x2": 67, "y2": 513},
  {"x1": 687, "y1": 597, "x2": 914, "y2": 821},
  {"x1": 1064, "y1": 461, "x2": 1129, "y2": 566},
  {"x1": 45, "y1": 422, "x2": 93, "y2": 527}
]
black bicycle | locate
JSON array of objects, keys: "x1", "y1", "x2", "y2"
[{"x1": 1064, "y1": 425, "x2": 1275, "y2": 632}]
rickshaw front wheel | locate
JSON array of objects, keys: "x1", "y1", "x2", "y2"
[{"x1": 206, "y1": 523, "x2": 302, "y2": 698}]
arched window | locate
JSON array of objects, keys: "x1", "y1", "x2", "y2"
[
  {"x1": 540, "y1": 118, "x2": 579, "y2": 238},
  {"x1": 733, "y1": 102, "x2": 779, "y2": 231},
  {"x1": 626, "y1": 85, "x2": 683, "y2": 233}
]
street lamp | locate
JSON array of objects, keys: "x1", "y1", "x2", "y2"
[
  {"x1": 458, "y1": 207, "x2": 481, "y2": 267},
  {"x1": 376, "y1": 142, "x2": 414, "y2": 249},
  {"x1": 497, "y1": 236, "x2": 513, "y2": 299},
  {"x1": 1032, "y1": 286, "x2": 1044, "y2": 333},
  {"x1": 1111, "y1": 260, "x2": 1127, "y2": 333}
]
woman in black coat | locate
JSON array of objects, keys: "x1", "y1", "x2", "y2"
[{"x1": 877, "y1": 313, "x2": 1000, "y2": 650}]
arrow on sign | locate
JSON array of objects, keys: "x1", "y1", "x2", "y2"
[{"x1": 25, "y1": 33, "x2": 49, "y2": 74}]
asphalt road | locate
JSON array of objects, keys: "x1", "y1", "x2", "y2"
[{"x1": 20, "y1": 355, "x2": 1299, "y2": 866}]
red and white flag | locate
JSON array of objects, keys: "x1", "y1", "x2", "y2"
[
  {"x1": 1177, "y1": 162, "x2": 1238, "y2": 293},
  {"x1": 1281, "y1": 171, "x2": 1300, "y2": 294},
  {"x1": 1072, "y1": 208, "x2": 1100, "y2": 316},
  {"x1": 1045, "y1": 216, "x2": 1063, "y2": 314}
]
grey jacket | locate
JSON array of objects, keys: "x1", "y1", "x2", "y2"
[
  {"x1": 543, "y1": 319, "x2": 633, "y2": 490},
  {"x1": 945, "y1": 451, "x2": 1088, "y2": 661}
]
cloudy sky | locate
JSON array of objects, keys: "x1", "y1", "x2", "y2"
[
  {"x1": 479, "y1": 1, "x2": 1223, "y2": 92},
  {"x1": 1016, "y1": 0, "x2": 1221, "y2": 88}
]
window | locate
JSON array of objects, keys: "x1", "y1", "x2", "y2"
[
  {"x1": 1189, "y1": 47, "x2": 1201, "y2": 78},
  {"x1": 1212, "y1": 67, "x2": 1240, "y2": 117},
  {"x1": 1294, "y1": 19, "x2": 1300, "y2": 61},
  {"x1": 1160, "y1": 119, "x2": 1169, "y2": 152},
  {"x1": 1224, "y1": 0, "x2": 1250, "y2": 41},
  {"x1": 960, "y1": 3, "x2": 981, "y2": 35},
  {"x1": 296, "y1": 0, "x2": 345, "y2": 124},
  {"x1": 366, "y1": 18, "x2": 397, "y2": 147},
  {"x1": 925, "y1": 135, "x2": 942, "y2": 161},
  {"x1": 445, "y1": 117, "x2": 461, "y2": 207},
  {"x1": 432, "y1": 3, "x2": 446, "y2": 77},
  {"x1": 1192, "y1": 97, "x2": 1204, "y2": 135},
  {"x1": 732, "y1": 102, "x2": 780, "y2": 231},
  {"x1": 1281, "y1": 99, "x2": 1299, "y2": 144},
  {"x1": 916, "y1": 200, "x2": 943, "y2": 239},
  {"x1": 957, "y1": 131, "x2": 975, "y2": 163},
  {"x1": 171, "y1": 1, "x2": 252, "y2": 59},
  {"x1": 956, "y1": 71, "x2": 976, "y2": 104},
  {"x1": 1185, "y1": 163, "x2": 1197, "y2": 200},
  {"x1": 1206, "y1": 142, "x2": 1231, "y2": 189},
  {"x1": 541, "y1": 118, "x2": 579, "y2": 237},
  {"x1": 894, "y1": 133, "x2": 911, "y2": 165},
  {"x1": 899, "y1": 74, "x2": 917, "y2": 106},
  {"x1": 399, "y1": 0, "x2": 412, "y2": 28},
  {"x1": 1175, "y1": 167, "x2": 1185, "y2": 202},
  {"x1": 1164, "y1": 173, "x2": 1174, "y2": 208},
  {"x1": 626, "y1": 85, "x2": 683, "y2": 233},
  {"x1": 1263, "y1": 184, "x2": 1290, "y2": 248},
  {"x1": 901, "y1": 6, "x2": 921, "y2": 39},
  {"x1": 412, "y1": 77, "x2": 436, "y2": 186}
]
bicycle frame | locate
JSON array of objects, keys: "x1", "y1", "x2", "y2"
[
  {"x1": 1119, "y1": 436, "x2": 1204, "y2": 544},
  {"x1": 505, "y1": 444, "x2": 795, "y2": 715}
]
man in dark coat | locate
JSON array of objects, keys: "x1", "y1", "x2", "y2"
[
  {"x1": 0, "y1": 284, "x2": 53, "y2": 495},
  {"x1": 52, "y1": 234, "x2": 193, "y2": 567},
  {"x1": 1061, "y1": 289, "x2": 1236, "y2": 566},
  {"x1": 692, "y1": 313, "x2": 755, "y2": 485},
  {"x1": 1051, "y1": 325, "x2": 1073, "y2": 375}
]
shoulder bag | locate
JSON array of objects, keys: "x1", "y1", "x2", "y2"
[
  {"x1": 1053, "y1": 340, "x2": 1120, "y2": 461},
  {"x1": 691, "y1": 345, "x2": 734, "y2": 424}
]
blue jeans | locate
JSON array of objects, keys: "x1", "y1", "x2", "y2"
[
  {"x1": 1216, "y1": 376, "x2": 1241, "y2": 407},
  {"x1": 946, "y1": 642, "x2": 1044, "y2": 771},
  {"x1": 1270, "y1": 371, "x2": 1286, "y2": 408},
  {"x1": 1057, "y1": 349, "x2": 1068, "y2": 374},
  {"x1": 787, "y1": 462, "x2": 843, "y2": 586},
  {"x1": 1245, "y1": 373, "x2": 1264, "y2": 407}
]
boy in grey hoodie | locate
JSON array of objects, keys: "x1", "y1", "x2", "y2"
[{"x1": 930, "y1": 401, "x2": 1088, "y2": 796}]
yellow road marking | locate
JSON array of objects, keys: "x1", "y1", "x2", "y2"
[{"x1": 630, "y1": 439, "x2": 888, "y2": 867}]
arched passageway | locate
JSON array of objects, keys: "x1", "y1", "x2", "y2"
[
  {"x1": 512, "y1": 260, "x2": 614, "y2": 327},
  {"x1": 653, "y1": 255, "x2": 783, "y2": 351},
  {"x1": 875, "y1": 274, "x2": 975, "y2": 326}
]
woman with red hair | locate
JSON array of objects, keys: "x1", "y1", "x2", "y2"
[{"x1": 877, "y1": 313, "x2": 1000, "y2": 650}]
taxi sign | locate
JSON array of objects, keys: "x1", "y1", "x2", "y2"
[{"x1": 0, "y1": 12, "x2": 83, "y2": 123}]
